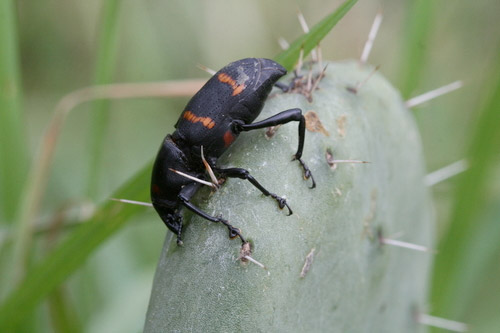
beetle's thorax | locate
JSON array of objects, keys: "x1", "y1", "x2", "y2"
[{"x1": 173, "y1": 58, "x2": 286, "y2": 158}]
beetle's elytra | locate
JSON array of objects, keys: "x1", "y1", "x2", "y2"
[{"x1": 151, "y1": 58, "x2": 315, "y2": 245}]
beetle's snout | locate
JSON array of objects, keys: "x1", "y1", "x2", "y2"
[
  {"x1": 253, "y1": 58, "x2": 286, "y2": 90},
  {"x1": 257, "y1": 58, "x2": 286, "y2": 76}
]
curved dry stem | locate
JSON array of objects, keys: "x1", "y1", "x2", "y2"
[{"x1": 11, "y1": 79, "x2": 206, "y2": 284}]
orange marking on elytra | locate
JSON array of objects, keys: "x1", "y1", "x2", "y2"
[
  {"x1": 183, "y1": 111, "x2": 215, "y2": 129},
  {"x1": 218, "y1": 73, "x2": 246, "y2": 96},
  {"x1": 223, "y1": 130, "x2": 235, "y2": 147}
]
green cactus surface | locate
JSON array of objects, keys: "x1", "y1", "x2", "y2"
[{"x1": 144, "y1": 60, "x2": 435, "y2": 332}]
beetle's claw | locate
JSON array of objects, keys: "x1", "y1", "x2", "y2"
[
  {"x1": 305, "y1": 171, "x2": 316, "y2": 189},
  {"x1": 219, "y1": 217, "x2": 246, "y2": 243},
  {"x1": 293, "y1": 156, "x2": 316, "y2": 189},
  {"x1": 282, "y1": 201, "x2": 293, "y2": 216},
  {"x1": 175, "y1": 224, "x2": 184, "y2": 246},
  {"x1": 229, "y1": 227, "x2": 239, "y2": 239},
  {"x1": 270, "y1": 194, "x2": 293, "y2": 216},
  {"x1": 277, "y1": 195, "x2": 293, "y2": 215},
  {"x1": 229, "y1": 227, "x2": 246, "y2": 244}
]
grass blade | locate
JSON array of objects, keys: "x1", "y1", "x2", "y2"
[
  {"x1": 0, "y1": 163, "x2": 152, "y2": 331},
  {"x1": 431, "y1": 51, "x2": 500, "y2": 320},
  {"x1": 0, "y1": 0, "x2": 28, "y2": 222},
  {"x1": 86, "y1": 0, "x2": 121, "y2": 199},
  {"x1": 47, "y1": 288, "x2": 81, "y2": 333},
  {"x1": 398, "y1": 0, "x2": 436, "y2": 98},
  {"x1": 274, "y1": 0, "x2": 358, "y2": 71},
  {"x1": 2, "y1": 0, "x2": 122, "y2": 298}
]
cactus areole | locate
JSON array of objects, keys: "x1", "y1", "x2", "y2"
[
  {"x1": 151, "y1": 58, "x2": 315, "y2": 245},
  {"x1": 145, "y1": 60, "x2": 435, "y2": 332}
]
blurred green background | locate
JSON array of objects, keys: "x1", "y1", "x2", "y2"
[{"x1": 1, "y1": 0, "x2": 499, "y2": 332}]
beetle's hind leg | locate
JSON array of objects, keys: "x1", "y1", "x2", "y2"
[
  {"x1": 234, "y1": 108, "x2": 316, "y2": 188},
  {"x1": 213, "y1": 167, "x2": 293, "y2": 215},
  {"x1": 178, "y1": 183, "x2": 246, "y2": 243}
]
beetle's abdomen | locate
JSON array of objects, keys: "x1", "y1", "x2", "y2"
[{"x1": 151, "y1": 135, "x2": 194, "y2": 205}]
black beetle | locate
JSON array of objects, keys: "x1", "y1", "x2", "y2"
[{"x1": 151, "y1": 58, "x2": 315, "y2": 245}]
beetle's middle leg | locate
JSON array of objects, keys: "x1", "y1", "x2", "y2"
[
  {"x1": 178, "y1": 182, "x2": 246, "y2": 243},
  {"x1": 213, "y1": 167, "x2": 293, "y2": 215},
  {"x1": 234, "y1": 108, "x2": 316, "y2": 188}
]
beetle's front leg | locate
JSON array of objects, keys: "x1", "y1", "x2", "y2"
[
  {"x1": 233, "y1": 108, "x2": 316, "y2": 188},
  {"x1": 213, "y1": 166, "x2": 293, "y2": 215},
  {"x1": 178, "y1": 183, "x2": 246, "y2": 243},
  {"x1": 152, "y1": 202, "x2": 184, "y2": 245}
]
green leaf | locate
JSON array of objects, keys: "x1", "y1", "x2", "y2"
[
  {"x1": 0, "y1": 163, "x2": 151, "y2": 331},
  {"x1": 0, "y1": 0, "x2": 28, "y2": 222},
  {"x1": 431, "y1": 51, "x2": 500, "y2": 321},
  {"x1": 398, "y1": 0, "x2": 435, "y2": 99},
  {"x1": 86, "y1": 0, "x2": 121, "y2": 199},
  {"x1": 274, "y1": 0, "x2": 358, "y2": 71},
  {"x1": 47, "y1": 288, "x2": 81, "y2": 333}
]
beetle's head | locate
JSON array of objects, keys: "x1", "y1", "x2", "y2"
[{"x1": 251, "y1": 58, "x2": 287, "y2": 88}]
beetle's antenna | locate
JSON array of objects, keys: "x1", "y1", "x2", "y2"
[
  {"x1": 169, "y1": 168, "x2": 218, "y2": 190},
  {"x1": 277, "y1": 37, "x2": 290, "y2": 50},
  {"x1": 424, "y1": 159, "x2": 469, "y2": 187},
  {"x1": 416, "y1": 313, "x2": 468, "y2": 332},
  {"x1": 110, "y1": 198, "x2": 153, "y2": 207},
  {"x1": 405, "y1": 80, "x2": 463, "y2": 108},
  {"x1": 346, "y1": 65, "x2": 380, "y2": 94},
  {"x1": 200, "y1": 145, "x2": 219, "y2": 186},
  {"x1": 360, "y1": 12, "x2": 383, "y2": 65},
  {"x1": 197, "y1": 64, "x2": 216, "y2": 76}
]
